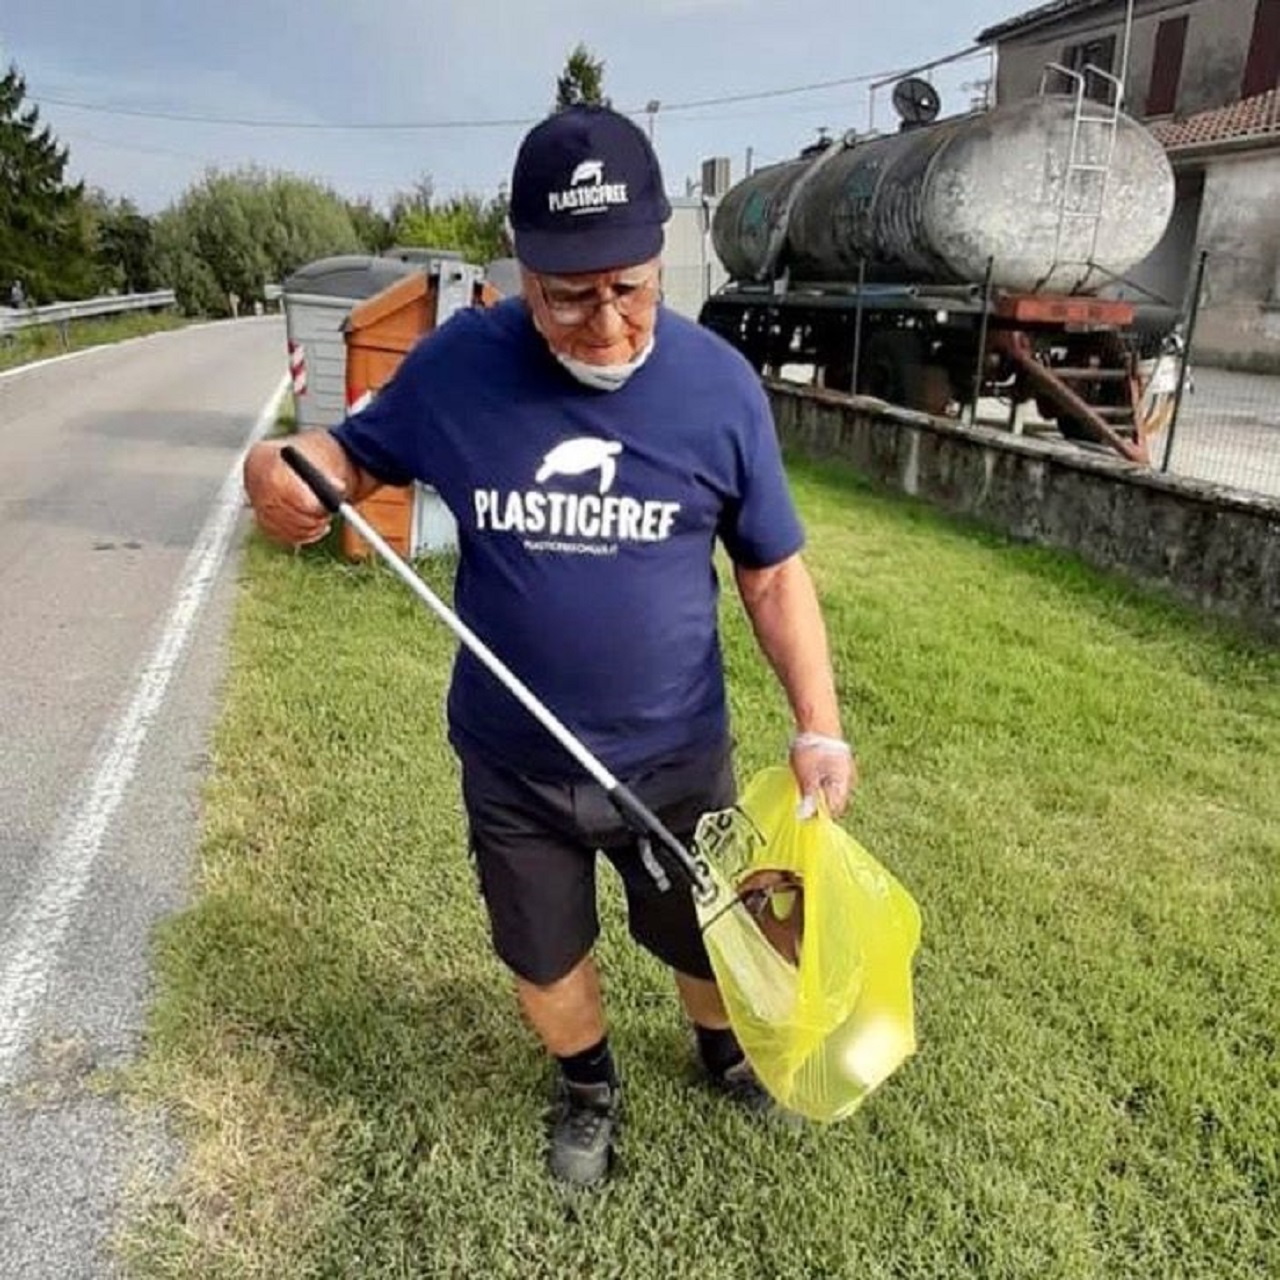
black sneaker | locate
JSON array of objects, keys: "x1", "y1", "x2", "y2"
[
  {"x1": 547, "y1": 1079, "x2": 619, "y2": 1187},
  {"x1": 708, "y1": 1057, "x2": 776, "y2": 1114},
  {"x1": 707, "y1": 1058, "x2": 804, "y2": 1128}
]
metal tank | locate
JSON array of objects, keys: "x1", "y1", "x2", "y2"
[{"x1": 712, "y1": 95, "x2": 1175, "y2": 294}]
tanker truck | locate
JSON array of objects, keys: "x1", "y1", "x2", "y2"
[{"x1": 699, "y1": 72, "x2": 1181, "y2": 462}]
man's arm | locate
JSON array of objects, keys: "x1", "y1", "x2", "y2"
[
  {"x1": 735, "y1": 552, "x2": 857, "y2": 815},
  {"x1": 242, "y1": 430, "x2": 383, "y2": 547}
]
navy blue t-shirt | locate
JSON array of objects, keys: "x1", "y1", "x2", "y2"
[{"x1": 332, "y1": 300, "x2": 804, "y2": 781}]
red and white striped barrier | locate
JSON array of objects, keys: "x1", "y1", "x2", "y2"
[{"x1": 288, "y1": 340, "x2": 307, "y2": 395}]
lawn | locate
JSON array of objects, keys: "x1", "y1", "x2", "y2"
[
  {"x1": 0, "y1": 310, "x2": 189, "y2": 372},
  {"x1": 123, "y1": 456, "x2": 1279, "y2": 1278}
]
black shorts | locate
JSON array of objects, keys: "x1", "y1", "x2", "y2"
[{"x1": 459, "y1": 741, "x2": 736, "y2": 985}]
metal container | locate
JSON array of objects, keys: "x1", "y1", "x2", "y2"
[
  {"x1": 281, "y1": 255, "x2": 420, "y2": 429},
  {"x1": 712, "y1": 96, "x2": 1175, "y2": 294}
]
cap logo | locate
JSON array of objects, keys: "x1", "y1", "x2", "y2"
[
  {"x1": 549, "y1": 158, "x2": 629, "y2": 217},
  {"x1": 570, "y1": 160, "x2": 604, "y2": 186}
]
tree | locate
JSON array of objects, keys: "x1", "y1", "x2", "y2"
[
  {"x1": 153, "y1": 168, "x2": 363, "y2": 315},
  {"x1": 345, "y1": 197, "x2": 395, "y2": 254},
  {"x1": 393, "y1": 189, "x2": 509, "y2": 266},
  {"x1": 85, "y1": 189, "x2": 156, "y2": 293},
  {"x1": 385, "y1": 174, "x2": 438, "y2": 233},
  {"x1": 555, "y1": 43, "x2": 609, "y2": 110},
  {"x1": 0, "y1": 64, "x2": 99, "y2": 302}
]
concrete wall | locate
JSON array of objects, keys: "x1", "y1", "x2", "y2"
[
  {"x1": 995, "y1": 0, "x2": 1258, "y2": 118},
  {"x1": 1192, "y1": 150, "x2": 1280, "y2": 367},
  {"x1": 767, "y1": 381, "x2": 1280, "y2": 638}
]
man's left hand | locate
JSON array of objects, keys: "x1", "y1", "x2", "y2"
[{"x1": 790, "y1": 733, "x2": 857, "y2": 819}]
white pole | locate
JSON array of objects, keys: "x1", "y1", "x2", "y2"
[{"x1": 1118, "y1": 0, "x2": 1136, "y2": 109}]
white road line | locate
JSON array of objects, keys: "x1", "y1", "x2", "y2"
[{"x1": 0, "y1": 372, "x2": 291, "y2": 1083}]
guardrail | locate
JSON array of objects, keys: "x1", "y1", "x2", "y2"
[{"x1": 0, "y1": 289, "x2": 178, "y2": 336}]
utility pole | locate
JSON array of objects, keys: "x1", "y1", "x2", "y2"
[{"x1": 645, "y1": 99, "x2": 660, "y2": 143}]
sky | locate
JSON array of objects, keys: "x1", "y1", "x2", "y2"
[{"x1": 2, "y1": 0, "x2": 1030, "y2": 214}]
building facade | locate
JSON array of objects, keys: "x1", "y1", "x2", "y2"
[{"x1": 983, "y1": 0, "x2": 1278, "y2": 116}]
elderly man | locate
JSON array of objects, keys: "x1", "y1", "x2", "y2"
[{"x1": 242, "y1": 105, "x2": 854, "y2": 1187}]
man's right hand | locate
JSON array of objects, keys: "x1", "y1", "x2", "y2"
[{"x1": 242, "y1": 433, "x2": 358, "y2": 547}]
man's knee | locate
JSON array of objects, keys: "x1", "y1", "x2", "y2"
[{"x1": 505, "y1": 943, "x2": 594, "y2": 989}]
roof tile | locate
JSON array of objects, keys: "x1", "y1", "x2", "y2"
[{"x1": 1148, "y1": 89, "x2": 1280, "y2": 151}]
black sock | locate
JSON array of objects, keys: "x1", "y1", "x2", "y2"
[
  {"x1": 556, "y1": 1037, "x2": 617, "y2": 1088},
  {"x1": 694, "y1": 1024, "x2": 745, "y2": 1078}
]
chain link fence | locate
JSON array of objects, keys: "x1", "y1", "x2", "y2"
[{"x1": 1152, "y1": 251, "x2": 1280, "y2": 499}]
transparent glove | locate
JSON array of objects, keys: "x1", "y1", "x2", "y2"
[{"x1": 789, "y1": 732, "x2": 856, "y2": 820}]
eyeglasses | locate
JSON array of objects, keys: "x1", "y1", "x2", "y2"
[{"x1": 537, "y1": 272, "x2": 660, "y2": 326}]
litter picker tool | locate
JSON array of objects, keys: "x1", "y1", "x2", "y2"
[
  {"x1": 279, "y1": 445, "x2": 921, "y2": 1121},
  {"x1": 280, "y1": 445, "x2": 717, "y2": 900}
]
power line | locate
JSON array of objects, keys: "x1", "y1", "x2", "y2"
[
  {"x1": 34, "y1": 94, "x2": 536, "y2": 130},
  {"x1": 636, "y1": 68, "x2": 913, "y2": 114},
  {"x1": 642, "y1": 99, "x2": 867, "y2": 130},
  {"x1": 866, "y1": 44, "x2": 987, "y2": 92},
  {"x1": 31, "y1": 56, "x2": 982, "y2": 132}
]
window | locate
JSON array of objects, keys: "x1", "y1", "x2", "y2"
[
  {"x1": 1146, "y1": 16, "x2": 1189, "y2": 116},
  {"x1": 1242, "y1": 0, "x2": 1280, "y2": 98},
  {"x1": 1060, "y1": 33, "x2": 1119, "y2": 100}
]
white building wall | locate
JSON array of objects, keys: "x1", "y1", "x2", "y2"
[
  {"x1": 1193, "y1": 149, "x2": 1280, "y2": 367},
  {"x1": 661, "y1": 198, "x2": 728, "y2": 319}
]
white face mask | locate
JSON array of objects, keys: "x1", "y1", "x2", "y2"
[{"x1": 554, "y1": 338, "x2": 655, "y2": 392}]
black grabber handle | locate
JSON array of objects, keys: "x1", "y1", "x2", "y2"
[
  {"x1": 278, "y1": 445, "x2": 717, "y2": 903},
  {"x1": 281, "y1": 445, "x2": 344, "y2": 514}
]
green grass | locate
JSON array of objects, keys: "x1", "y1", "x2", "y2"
[
  {"x1": 122, "y1": 457, "x2": 1280, "y2": 1278},
  {"x1": 0, "y1": 310, "x2": 189, "y2": 371}
]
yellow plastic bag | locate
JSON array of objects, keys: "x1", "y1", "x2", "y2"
[{"x1": 693, "y1": 766, "x2": 922, "y2": 1122}]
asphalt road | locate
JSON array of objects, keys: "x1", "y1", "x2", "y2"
[{"x1": 0, "y1": 318, "x2": 288, "y2": 1278}]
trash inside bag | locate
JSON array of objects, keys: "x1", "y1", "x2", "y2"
[{"x1": 693, "y1": 766, "x2": 922, "y2": 1123}]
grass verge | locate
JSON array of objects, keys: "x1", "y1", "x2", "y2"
[
  {"x1": 0, "y1": 311, "x2": 190, "y2": 372},
  {"x1": 122, "y1": 457, "x2": 1279, "y2": 1278}
]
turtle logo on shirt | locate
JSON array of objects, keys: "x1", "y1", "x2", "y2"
[
  {"x1": 473, "y1": 435, "x2": 680, "y2": 550},
  {"x1": 535, "y1": 437, "x2": 622, "y2": 494}
]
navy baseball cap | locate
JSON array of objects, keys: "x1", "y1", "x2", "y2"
[{"x1": 509, "y1": 105, "x2": 671, "y2": 274}]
